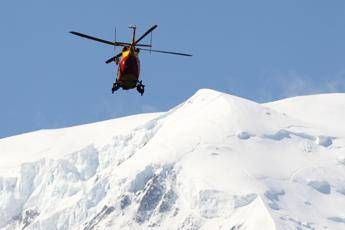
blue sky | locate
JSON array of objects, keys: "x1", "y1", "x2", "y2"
[{"x1": 1, "y1": 0, "x2": 345, "y2": 138}]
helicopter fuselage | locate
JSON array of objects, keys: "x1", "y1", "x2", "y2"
[{"x1": 116, "y1": 47, "x2": 140, "y2": 90}]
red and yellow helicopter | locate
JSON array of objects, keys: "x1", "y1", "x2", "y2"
[{"x1": 70, "y1": 25, "x2": 192, "y2": 95}]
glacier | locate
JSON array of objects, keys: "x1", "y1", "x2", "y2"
[{"x1": 0, "y1": 89, "x2": 345, "y2": 229}]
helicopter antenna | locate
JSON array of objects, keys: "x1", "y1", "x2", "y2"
[
  {"x1": 150, "y1": 30, "x2": 153, "y2": 54},
  {"x1": 128, "y1": 25, "x2": 136, "y2": 44},
  {"x1": 114, "y1": 27, "x2": 117, "y2": 52}
]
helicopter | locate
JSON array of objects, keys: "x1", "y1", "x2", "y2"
[{"x1": 70, "y1": 25, "x2": 192, "y2": 95}]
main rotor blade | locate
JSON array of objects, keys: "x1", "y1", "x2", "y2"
[
  {"x1": 134, "y1": 25, "x2": 158, "y2": 45},
  {"x1": 133, "y1": 44, "x2": 152, "y2": 47},
  {"x1": 105, "y1": 52, "x2": 122, "y2": 64},
  {"x1": 70, "y1": 31, "x2": 152, "y2": 47},
  {"x1": 139, "y1": 48, "x2": 192, "y2": 57},
  {"x1": 70, "y1": 31, "x2": 131, "y2": 47}
]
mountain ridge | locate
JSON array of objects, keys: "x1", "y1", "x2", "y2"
[{"x1": 1, "y1": 89, "x2": 345, "y2": 229}]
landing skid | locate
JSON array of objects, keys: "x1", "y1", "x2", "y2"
[
  {"x1": 111, "y1": 80, "x2": 145, "y2": 96},
  {"x1": 136, "y1": 80, "x2": 145, "y2": 96},
  {"x1": 111, "y1": 81, "x2": 120, "y2": 94}
]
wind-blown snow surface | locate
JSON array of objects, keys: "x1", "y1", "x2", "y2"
[{"x1": 1, "y1": 89, "x2": 345, "y2": 230}]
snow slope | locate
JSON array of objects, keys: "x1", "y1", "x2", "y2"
[
  {"x1": 1, "y1": 89, "x2": 345, "y2": 229},
  {"x1": 265, "y1": 94, "x2": 345, "y2": 137}
]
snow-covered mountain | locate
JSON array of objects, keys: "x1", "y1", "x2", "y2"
[{"x1": 1, "y1": 89, "x2": 345, "y2": 230}]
